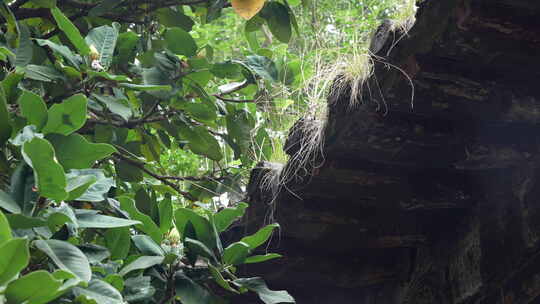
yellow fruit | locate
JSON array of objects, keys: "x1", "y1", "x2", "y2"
[{"x1": 231, "y1": 0, "x2": 265, "y2": 20}]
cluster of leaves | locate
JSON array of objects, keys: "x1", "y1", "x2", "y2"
[{"x1": 0, "y1": 0, "x2": 302, "y2": 303}]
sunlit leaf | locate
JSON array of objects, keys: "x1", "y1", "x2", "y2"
[{"x1": 231, "y1": 0, "x2": 266, "y2": 20}]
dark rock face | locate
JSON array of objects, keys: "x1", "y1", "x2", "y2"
[{"x1": 240, "y1": 0, "x2": 540, "y2": 303}]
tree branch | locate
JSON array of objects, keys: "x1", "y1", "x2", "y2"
[{"x1": 113, "y1": 153, "x2": 196, "y2": 201}]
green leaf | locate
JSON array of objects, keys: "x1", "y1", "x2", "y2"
[
  {"x1": 0, "y1": 210, "x2": 12, "y2": 245},
  {"x1": 119, "y1": 83, "x2": 172, "y2": 91},
  {"x1": 30, "y1": 0, "x2": 57, "y2": 8},
  {"x1": 88, "y1": 0, "x2": 123, "y2": 16},
  {"x1": 0, "y1": 238, "x2": 29, "y2": 286},
  {"x1": 158, "y1": 198, "x2": 173, "y2": 234},
  {"x1": 10, "y1": 164, "x2": 38, "y2": 216},
  {"x1": 104, "y1": 227, "x2": 131, "y2": 260},
  {"x1": 0, "y1": 191, "x2": 21, "y2": 214},
  {"x1": 185, "y1": 238, "x2": 217, "y2": 263},
  {"x1": 6, "y1": 214, "x2": 47, "y2": 229},
  {"x1": 123, "y1": 276, "x2": 155, "y2": 302},
  {"x1": 34, "y1": 239, "x2": 92, "y2": 282},
  {"x1": 14, "y1": 24, "x2": 33, "y2": 68},
  {"x1": 0, "y1": 85, "x2": 12, "y2": 146},
  {"x1": 244, "y1": 55, "x2": 278, "y2": 81},
  {"x1": 22, "y1": 137, "x2": 68, "y2": 201},
  {"x1": 42, "y1": 94, "x2": 87, "y2": 135},
  {"x1": 35, "y1": 39, "x2": 81, "y2": 68},
  {"x1": 72, "y1": 279, "x2": 123, "y2": 304},
  {"x1": 18, "y1": 90, "x2": 48, "y2": 130},
  {"x1": 118, "y1": 256, "x2": 164, "y2": 276},
  {"x1": 177, "y1": 123, "x2": 223, "y2": 161},
  {"x1": 211, "y1": 61, "x2": 242, "y2": 79},
  {"x1": 174, "y1": 272, "x2": 215, "y2": 304},
  {"x1": 261, "y1": 2, "x2": 292, "y2": 43},
  {"x1": 240, "y1": 223, "x2": 279, "y2": 250},
  {"x1": 76, "y1": 213, "x2": 141, "y2": 229},
  {"x1": 66, "y1": 169, "x2": 114, "y2": 202},
  {"x1": 79, "y1": 244, "x2": 110, "y2": 264},
  {"x1": 184, "y1": 102, "x2": 217, "y2": 124},
  {"x1": 118, "y1": 196, "x2": 162, "y2": 243},
  {"x1": 164, "y1": 27, "x2": 197, "y2": 57},
  {"x1": 66, "y1": 173, "x2": 97, "y2": 201},
  {"x1": 0, "y1": 3, "x2": 19, "y2": 48},
  {"x1": 85, "y1": 23, "x2": 120, "y2": 70},
  {"x1": 132, "y1": 235, "x2": 164, "y2": 256},
  {"x1": 175, "y1": 208, "x2": 216, "y2": 250},
  {"x1": 156, "y1": 8, "x2": 194, "y2": 31},
  {"x1": 115, "y1": 31, "x2": 139, "y2": 64},
  {"x1": 244, "y1": 253, "x2": 282, "y2": 264},
  {"x1": 222, "y1": 241, "x2": 250, "y2": 265},
  {"x1": 4, "y1": 270, "x2": 64, "y2": 304},
  {"x1": 208, "y1": 264, "x2": 238, "y2": 293},
  {"x1": 91, "y1": 94, "x2": 132, "y2": 122},
  {"x1": 213, "y1": 202, "x2": 248, "y2": 232},
  {"x1": 48, "y1": 133, "x2": 116, "y2": 170},
  {"x1": 233, "y1": 277, "x2": 295, "y2": 304},
  {"x1": 23, "y1": 64, "x2": 64, "y2": 82},
  {"x1": 50, "y1": 6, "x2": 91, "y2": 56}
]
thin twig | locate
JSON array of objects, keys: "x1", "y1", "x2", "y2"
[{"x1": 113, "y1": 153, "x2": 196, "y2": 201}]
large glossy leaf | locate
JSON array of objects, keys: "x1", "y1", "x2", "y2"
[
  {"x1": 123, "y1": 276, "x2": 155, "y2": 302},
  {"x1": 260, "y1": 2, "x2": 292, "y2": 43},
  {"x1": 222, "y1": 241, "x2": 250, "y2": 265},
  {"x1": 115, "y1": 31, "x2": 138, "y2": 64},
  {"x1": 66, "y1": 169, "x2": 114, "y2": 202},
  {"x1": 104, "y1": 227, "x2": 131, "y2": 260},
  {"x1": 0, "y1": 86, "x2": 11, "y2": 146},
  {"x1": 4, "y1": 270, "x2": 64, "y2": 304},
  {"x1": 243, "y1": 55, "x2": 278, "y2": 81},
  {"x1": 174, "y1": 272, "x2": 215, "y2": 304},
  {"x1": 18, "y1": 90, "x2": 48, "y2": 130},
  {"x1": 156, "y1": 8, "x2": 194, "y2": 31},
  {"x1": 72, "y1": 279, "x2": 123, "y2": 304},
  {"x1": 164, "y1": 27, "x2": 197, "y2": 57},
  {"x1": 22, "y1": 137, "x2": 68, "y2": 201},
  {"x1": 118, "y1": 196, "x2": 162, "y2": 243},
  {"x1": 240, "y1": 223, "x2": 280, "y2": 250},
  {"x1": 35, "y1": 39, "x2": 81, "y2": 68},
  {"x1": 118, "y1": 255, "x2": 164, "y2": 276},
  {"x1": 244, "y1": 253, "x2": 282, "y2": 264},
  {"x1": 23, "y1": 64, "x2": 65, "y2": 82},
  {"x1": 233, "y1": 277, "x2": 295, "y2": 304},
  {"x1": 0, "y1": 190, "x2": 21, "y2": 214},
  {"x1": 175, "y1": 208, "x2": 216, "y2": 250},
  {"x1": 185, "y1": 238, "x2": 218, "y2": 263},
  {"x1": 85, "y1": 23, "x2": 120, "y2": 70},
  {"x1": 158, "y1": 198, "x2": 173, "y2": 234},
  {"x1": 42, "y1": 94, "x2": 87, "y2": 135},
  {"x1": 0, "y1": 238, "x2": 29, "y2": 286},
  {"x1": 0, "y1": 210, "x2": 12, "y2": 245},
  {"x1": 14, "y1": 24, "x2": 33, "y2": 68},
  {"x1": 6, "y1": 214, "x2": 47, "y2": 229},
  {"x1": 50, "y1": 6, "x2": 90, "y2": 56},
  {"x1": 76, "y1": 213, "x2": 140, "y2": 228},
  {"x1": 9, "y1": 164, "x2": 36, "y2": 216},
  {"x1": 34, "y1": 239, "x2": 92, "y2": 282},
  {"x1": 79, "y1": 244, "x2": 110, "y2": 264},
  {"x1": 132, "y1": 235, "x2": 164, "y2": 256},
  {"x1": 65, "y1": 173, "x2": 97, "y2": 201},
  {"x1": 91, "y1": 94, "x2": 132, "y2": 122},
  {"x1": 213, "y1": 202, "x2": 248, "y2": 232},
  {"x1": 48, "y1": 133, "x2": 116, "y2": 170},
  {"x1": 177, "y1": 123, "x2": 223, "y2": 161}
]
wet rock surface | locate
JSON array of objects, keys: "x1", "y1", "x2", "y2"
[{"x1": 237, "y1": 0, "x2": 540, "y2": 303}]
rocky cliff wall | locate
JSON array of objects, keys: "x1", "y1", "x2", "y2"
[{"x1": 238, "y1": 0, "x2": 540, "y2": 303}]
